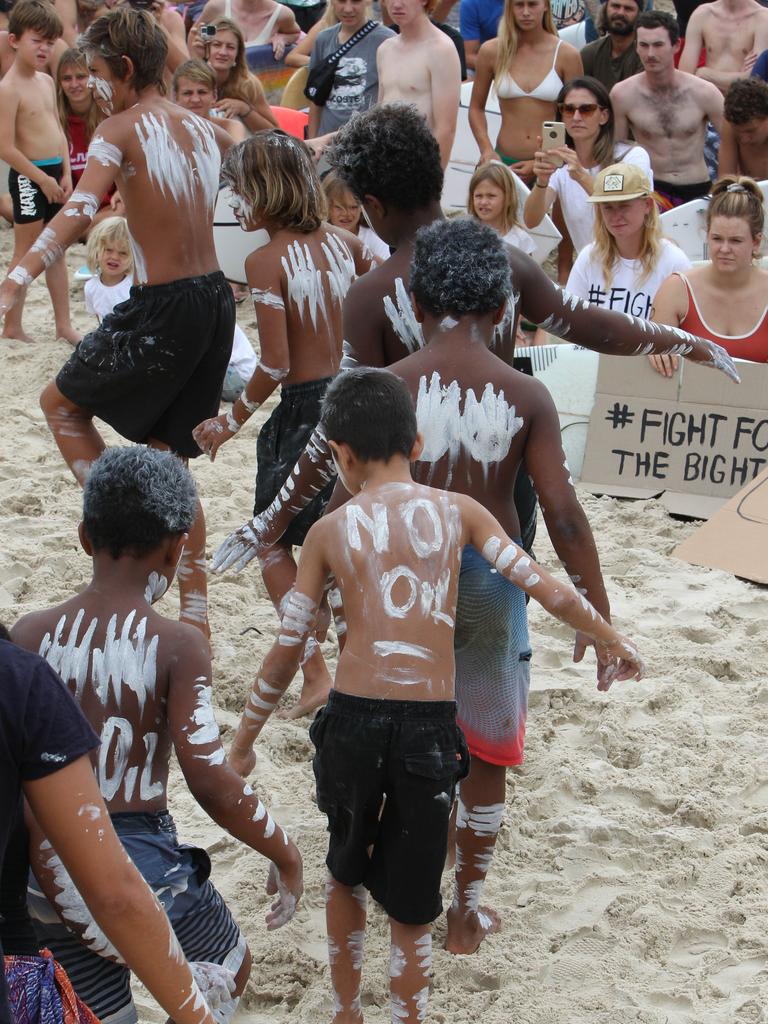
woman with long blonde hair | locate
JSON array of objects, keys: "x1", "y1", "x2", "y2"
[
  {"x1": 566, "y1": 162, "x2": 690, "y2": 318},
  {"x1": 468, "y1": 0, "x2": 581, "y2": 181},
  {"x1": 650, "y1": 176, "x2": 768, "y2": 374},
  {"x1": 198, "y1": 17, "x2": 278, "y2": 130}
]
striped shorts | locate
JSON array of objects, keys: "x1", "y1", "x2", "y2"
[{"x1": 28, "y1": 811, "x2": 246, "y2": 1024}]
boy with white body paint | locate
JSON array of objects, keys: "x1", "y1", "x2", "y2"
[
  {"x1": 226, "y1": 366, "x2": 644, "y2": 1024},
  {"x1": 0, "y1": 7, "x2": 236, "y2": 641},
  {"x1": 0, "y1": 0, "x2": 80, "y2": 344},
  {"x1": 194, "y1": 131, "x2": 372, "y2": 719},
  {"x1": 11, "y1": 447, "x2": 303, "y2": 1024}
]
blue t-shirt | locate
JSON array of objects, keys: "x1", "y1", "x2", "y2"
[
  {"x1": 752, "y1": 48, "x2": 768, "y2": 81},
  {"x1": 459, "y1": 0, "x2": 504, "y2": 44},
  {"x1": 0, "y1": 639, "x2": 98, "y2": 1024}
]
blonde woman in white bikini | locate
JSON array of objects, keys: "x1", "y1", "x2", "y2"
[{"x1": 469, "y1": 0, "x2": 581, "y2": 182}]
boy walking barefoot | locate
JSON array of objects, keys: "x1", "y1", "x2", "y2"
[
  {"x1": 11, "y1": 447, "x2": 302, "y2": 1024},
  {"x1": 227, "y1": 367, "x2": 643, "y2": 1024},
  {"x1": 0, "y1": 7, "x2": 236, "y2": 641},
  {"x1": 0, "y1": 0, "x2": 80, "y2": 344}
]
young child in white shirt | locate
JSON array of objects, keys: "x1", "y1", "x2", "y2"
[{"x1": 83, "y1": 216, "x2": 133, "y2": 322}]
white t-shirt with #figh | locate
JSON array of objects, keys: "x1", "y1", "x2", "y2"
[{"x1": 566, "y1": 237, "x2": 692, "y2": 319}]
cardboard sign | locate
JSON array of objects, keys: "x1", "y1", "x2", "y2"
[
  {"x1": 674, "y1": 465, "x2": 768, "y2": 584},
  {"x1": 580, "y1": 356, "x2": 768, "y2": 517}
]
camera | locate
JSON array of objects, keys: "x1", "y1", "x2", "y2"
[
  {"x1": 127, "y1": 0, "x2": 157, "y2": 9},
  {"x1": 200, "y1": 23, "x2": 217, "y2": 39}
]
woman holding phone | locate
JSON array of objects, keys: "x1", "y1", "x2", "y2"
[
  {"x1": 468, "y1": 0, "x2": 581, "y2": 181},
  {"x1": 524, "y1": 76, "x2": 652, "y2": 259}
]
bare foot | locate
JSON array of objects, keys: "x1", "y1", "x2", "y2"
[
  {"x1": 445, "y1": 903, "x2": 501, "y2": 955},
  {"x1": 56, "y1": 324, "x2": 82, "y2": 346},
  {"x1": 279, "y1": 674, "x2": 331, "y2": 720},
  {"x1": 2, "y1": 328, "x2": 34, "y2": 343}
]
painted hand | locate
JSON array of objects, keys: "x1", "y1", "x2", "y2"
[
  {"x1": 683, "y1": 337, "x2": 740, "y2": 383},
  {"x1": 189, "y1": 962, "x2": 237, "y2": 1024},
  {"x1": 595, "y1": 634, "x2": 645, "y2": 684},
  {"x1": 210, "y1": 519, "x2": 267, "y2": 573},
  {"x1": 192, "y1": 414, "x2": 237, "y2": 461},
  {"x1": 265, "y1": 856, "x2": 303, "y2": 930}
]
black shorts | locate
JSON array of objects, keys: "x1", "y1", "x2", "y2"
[
  {"x1": 653, "y1": 178, "x2": 711, "y2": 210},
  {"x1": 310, "y1": 690, "x2": 470, "y2": 926},
  {"x1": 9, "y1": 161, "x2": 63, "y2": 224},
  {"x1": 254, "y1": 376, "x2": 334, "y2": 547},
  {"x1": 56, "y1": 271, "x2": 235, "y2": 458},
  {"x1": 284, "y1": 0, "x2": 326, "y2": 31}
]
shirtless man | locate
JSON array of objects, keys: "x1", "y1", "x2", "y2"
[
  {"x1": 12, "y1": 447, "x2": 302, "y2": 1024},
  {"x1": 376, "y1": 0, "x2": 461, "y2": 168},
  {"x1": 679, "y1": 0, "x2": 768, "y2": 95},
  {"x1": 0, "y1": 7, "x2": 236, "y2": 640},
  {"x1": 719, "y1": 76, "x2": 768, "y2": 177},
  {"x1": 226, "y1": 361, "x2": 642, "y2": 1015},
  {"x1": 612, "y1": 11, "x2": 724, "y2": 209},
  {"x1": 191, "y1": 0, "x2": 299, "y2": 61}
]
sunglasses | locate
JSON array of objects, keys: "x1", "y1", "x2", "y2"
[{"x1": 558, "y1": 103, "x2": 602, "y2": 116}]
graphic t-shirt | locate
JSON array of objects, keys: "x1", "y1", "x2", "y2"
[
  {"x1": 0, "y1": 640, "x2": 98, "y2": 1024},
  {"x1": 566, "y1": 237, "x2": 692, "y2": 318},
  {"x1": 311, "y1": 22, "x2": 395, "y2": 135}
]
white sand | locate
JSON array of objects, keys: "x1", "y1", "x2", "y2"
[{"x1": 1, "y1": 220, "x2": 767, "y2": 1024}]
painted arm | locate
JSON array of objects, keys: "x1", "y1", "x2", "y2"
[
  {"x1": 193, "y1": 254, "x2": 290, "y2": 460},
  {"x1": 717, "y1": 119, "x2": 739, "y2": 176},
  {"x1": 25, "y1": 758, "x2": 216, "y2": 1024},
  {"x1": 678, "y1": 12, "x2": 705, "y2": 74},
  {"x1": 0, "y1": 121, "x2": 123, "y2": 311},
  {"x1": 459, "y1": 496, "x2": 643, "y2": 685},
  {"x1": 210, "y1": 275, "x2": 386, "y2": 571},
  {"x1": 167, "y1": 629, "x2": 303, "y2": 929},
  {"x1": 468, "y1": 44, "x2": 496, "y2": 163},
  {"x1": 430, "y1": 39, "x2": 462, "y2": 169},
  {"x1": 510, "y1": 247, "x2": 739, "y2": 380},
  {"x1": 648, "y1": 271, "x2": 689, "y2": 377},
  {"x1": 229, "y1": 524, "x2": 328, "y2": 770}
]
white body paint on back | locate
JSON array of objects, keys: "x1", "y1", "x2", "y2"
[
  {"x1": 416, "y1": 372, "x2": 523, "y2": 482},
  {"x1": 281, "y1": 232, "x2": 355, "y2": 328},
  {"x1": 134, "y1": 112, "x2": 220, "y2": 211},
  {"x1": 40, "y1": 839, "x2": 126, "y2": 962},
  {"x1": 188, "y1": 683, "x2": 223, "y2": 763},
  {"x1": 346, "y1": 502, "x2": 389, "y2": 553},
  {"x1": 383, "y1": 277, "x2": 423, "y2": 353},
  {"x1": 373, "y1": 641, "x2": 433, "y2": 660}
]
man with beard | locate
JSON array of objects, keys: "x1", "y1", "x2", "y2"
[{"x1": 581, "y1": 0, "x2": 643, "y2": 91}]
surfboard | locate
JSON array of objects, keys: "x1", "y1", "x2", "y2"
[
  {"x1": 515, "y1": 343, "x2": 599, "y2": 479},
  {"x1": 660, "y1": 179, "x2": 768, "y2": 261},
  {"x1": 213, "y1": 187, "x2": 270, "y2": 286},
  {"x1": 443, "y1": 81, "x2": 562, "y2": 265}
]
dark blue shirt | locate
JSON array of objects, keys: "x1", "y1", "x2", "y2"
[
  {"x1": 459, "y1": 0, "x2": 504, "y2": 44},
  {"x1": 0, "y1": 640, "x2": 98, "y2": 1024},
  {"x1": 752, "y1": 48, "x2": 768, "y2": 81}
]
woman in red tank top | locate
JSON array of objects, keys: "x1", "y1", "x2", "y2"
[{"x1": 650, "y1": 175, "x2": 768, "y2": 375}]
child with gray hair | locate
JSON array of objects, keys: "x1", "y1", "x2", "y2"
[{"x1": 12, "y1": 446, "x2": 303, "y2": 1024}]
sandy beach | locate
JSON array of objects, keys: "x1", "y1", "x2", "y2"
[{"x1": 1, "y1": 218, "x2": 767, "y2": 1024}]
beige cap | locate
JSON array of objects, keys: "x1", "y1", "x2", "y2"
[{"x1": 587, "y1": 162, "x2": 652, "y2": 203}]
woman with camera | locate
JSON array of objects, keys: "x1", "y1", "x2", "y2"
[{"x1": 198, "y1": 17, "x2": 278, "y2": 131}]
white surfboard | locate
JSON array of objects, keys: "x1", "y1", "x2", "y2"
[
  {"x1": 660, "y1": 179, "x2": 768, "y2": 262},
  {"x1": 443, "y1": 81, "x2": 562, "y2": 265},
  {"x1": 516, "y1": 343, "x2": 599, "y2": 479},
  {"x1": 213, "y1": 187, "x2": 270, "y2": 285}
]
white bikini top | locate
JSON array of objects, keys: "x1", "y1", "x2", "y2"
[
  {"x1": 223, "y1": 0, "x2": 282, "y2": 45},
  {"x1": 496, "y1": 40, "x2": 563, "y2": 102}
]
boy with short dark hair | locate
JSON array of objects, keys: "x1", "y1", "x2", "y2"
[
  {"x1": 12, "y1": 446, "x2": 302, "y2": 1024},
  {"x1": 0, "y1": 0, "x2": 80, "y2": 343},
  {"x1": 226, "y1": 362, "x2": 643, "y2": 1023}
]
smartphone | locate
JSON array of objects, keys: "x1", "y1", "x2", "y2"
[{"x1": 542, "y1": 121, "x2": 566, "y2": 167}]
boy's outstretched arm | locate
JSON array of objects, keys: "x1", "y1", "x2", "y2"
[
  {"x1": 457, "y1": 495, "x2": 644, "y2": 686},
  {"x1": 167, "y1": 628, "x2": 305, "y2": 930},
  {"x1": 228, "y1": 522, "x2": 330, "y2": 769},
  {"x1": 509, "y1": 247, "x2": 739, "y2": 382}
]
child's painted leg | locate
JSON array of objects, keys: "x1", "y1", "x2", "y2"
[
  {"x1": 445, "y1": 756, "x2": 504, "y2": 955},
  {"x1": 389, "y1": 920, "x2": 431, "y2": 1023},
  {"x1": 259, "y1": 542, "x2": 332, "y2": 717},
  {"x1": 326, "y1": 872, "x2": 366, "y2": 1024},
  {"x1": 39, "y1": 382, "x2": 105, "y2": 485},
  {"x1": 44, "y1": 258, "x2": 82, "y2": 345},
  {"x1": 3, "y1": 220, "x2": 40, "y2": 342},
  {"x1": 177, "y1": 498, "x2": 211, "y2": 640}
]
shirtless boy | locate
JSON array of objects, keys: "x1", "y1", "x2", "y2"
[
  {"x1": 193, "y1": 132, "x2": 371, "y2": 717},
  {"x1": 719, "y1": 76, "x2": 768, "y2": 178},
  {"x1": 11, "y1": 447, "x2": 303, "y2": 1024},
  {"x1": 209, "y1": 104, "x2": 738, "y2": 573},
  {"x1": 0, "y1": 8, "x2": 236, "y2": 639},
  {"x1": 679, "y1": 0, "x2": 768, "y2": 95},
  {"x1": 376, "y1": 0, "x2": 461, "y2": 168},
  {"x1": 0, "y1": 0, "x2": 79, "y2": 344},
  {"x1": 226, "y1": 364, "x2": 643, "y2": 1022},
  {"x1": 612, "y1": 11, "x2": 724, "y2": 209}
]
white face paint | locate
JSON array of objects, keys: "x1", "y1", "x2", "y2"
[
  {"x1": 8, "y1": 266, "x2": 33, "y2": 286},
  {"x1": 88, "y1": 73, "x2": 113, "y2": 110},
  {"x1": 134, "y1": 113, "x2": 220, "y2": 211},
  {"x1": 416, "y1": 372, "x2": 523, "y2": 483},
  {"x1": 383, "y1": 276, "x2": 423, "y2": 353},
  {"x1": 228, "y1": 191, "x2": 253, "y2": 227},
  {"x1": 373, "y1": 641, "x2": 433, "y2": 660},
  {"x1": 87, "y1": 135, "x2": 123, "y2": 168}
]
